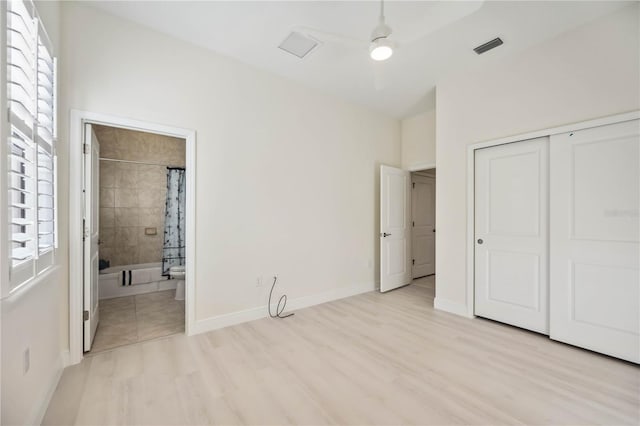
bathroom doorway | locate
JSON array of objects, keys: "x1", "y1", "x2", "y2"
[
  {"x1": 68, "y1": 111, "x2": 196, "y2": 363},
  {"x1": 89, "y1": 124, "x2": 187, "y2": 353}
]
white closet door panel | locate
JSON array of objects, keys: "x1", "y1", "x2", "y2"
[
  {"x1": 475, "y1": 137, "x2": 549, "y2": 334},
  {"x1": 550, "y1": 119, "x2": 639, "y2": 363}
]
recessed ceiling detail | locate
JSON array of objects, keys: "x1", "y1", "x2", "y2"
[{"x1": 278, "y1": 31, "x2": 319, "y2": 59}]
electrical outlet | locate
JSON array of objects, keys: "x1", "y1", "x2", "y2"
[
  {"x1": 256, "y1": 276, "x2": 263, "y2": 287},
  {"x1": 23, "y1": 348, "x2": 30, "y2": 374}
]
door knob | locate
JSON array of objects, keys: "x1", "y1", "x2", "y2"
[
  {"x1": 477, "y1": 239, "x2": 483, "y2": 244},
  {"x1": 382, "y1": 232, "x2": 392, "y2": 237}
]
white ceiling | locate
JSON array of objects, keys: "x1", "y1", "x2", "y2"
[{"x1": 89, "y1": 1, "x2": 630, "y2": 118}]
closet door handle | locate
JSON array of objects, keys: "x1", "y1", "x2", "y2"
[
  {"x1": 477, "y1": 239, "x2": 483, "y2": 245},
  {"x1": 382, "y1": 232, "x2": 392, "y2": 237}
]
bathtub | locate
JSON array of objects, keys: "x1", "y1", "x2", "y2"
[{"x1": 99, "y1": 262, "x2": 176, "y2": 300}]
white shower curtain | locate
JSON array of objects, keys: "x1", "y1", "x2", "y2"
[{"x1": 162, "y1": 168, "x2": 186, "y2": 275}]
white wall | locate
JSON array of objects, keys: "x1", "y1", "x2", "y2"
[
  {"x1": 60, "y1": 3, "x2": 400, "y2": 328},
  {"x1": 1, "y1": 271, "x2": 67, "y2": 426},
  {"x1": 435, "y1": 4, "x2": 640, "y2": 313},
  {"x1": 401, "y1": 109, "x2": 436, "y2": 170},
  {"x1": 1, "y1": 2, "x2": 67, "y2": 425}
]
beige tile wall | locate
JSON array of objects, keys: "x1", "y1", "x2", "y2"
[
  {"x1": 94, "y1": 125, "x2": 186, "y2": 167},
  {"x1": 95, "y1": 125, "x2": 185, "y2": 267}
]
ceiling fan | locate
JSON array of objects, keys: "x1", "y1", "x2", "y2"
[
  {"x1": 288, "y1": 0, "x2": 405, "y2": 90},
  {"x1": 293, "y1": 0, "x2": 398, "y2": 62}
]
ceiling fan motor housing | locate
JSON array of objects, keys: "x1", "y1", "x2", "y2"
[{"x1": 370, "y1": 20, "x2": 392, "y2": 42}]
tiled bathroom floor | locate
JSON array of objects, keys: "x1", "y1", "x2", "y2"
[{"x1": 89, "y1": 290, "x2": 185, "y2": 354}]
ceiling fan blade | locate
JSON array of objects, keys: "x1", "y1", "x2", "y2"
[{"x1": 291, "y1": 26, "x2": 366, "y2": 49}]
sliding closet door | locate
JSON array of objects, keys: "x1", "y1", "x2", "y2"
[
  {"x1": 550, "y1": 119, "x2": 639, "y2": 363},
  {"x1": 475, "y1": 137, "x2": 549, "y2": 334}
]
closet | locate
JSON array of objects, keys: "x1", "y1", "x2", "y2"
[{"x1": 473, "y1": 117, "x2": 639, "y2": 363}]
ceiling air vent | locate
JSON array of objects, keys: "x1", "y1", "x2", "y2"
[
  {"x1": 278, "y1": 32, "x2": 319, "y2": 59},
  {"x1": 473, "y1": 37, "x2": 504, "y2": 55}
]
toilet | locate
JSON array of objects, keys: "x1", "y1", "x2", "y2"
[{"x1": 169, "y1": 266, "x2": 185, "y2": 301}]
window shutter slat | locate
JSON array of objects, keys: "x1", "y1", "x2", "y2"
[
  {"x1": 11, "y1": 218, "x2": 34, "y2": 226},
  {"x1": 12, "y1": 247, "x2": 33, "y2": 261}
]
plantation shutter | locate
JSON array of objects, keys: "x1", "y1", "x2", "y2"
[
  {"x1": 6, "y1": 0, "x2": 57, "y2": 287},
  {"x1": 7, "y1": 0, "x2": 38, "y2": 267}
]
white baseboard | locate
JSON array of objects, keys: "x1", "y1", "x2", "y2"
[
  {"x1": 434, "y1": 297, "x2": 474, "y2": 318},
  {"x1": 28, "y1": 349, "x2": 68, "y2": 426},
  {"x1": 191, "y1": 282, "x2": 376, "y2": 335},
  {"x1": 60, "y1": 349, "x2": 70, "y2": 368}
]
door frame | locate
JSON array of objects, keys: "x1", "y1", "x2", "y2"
[
  {"x1": 410, "y1": 169, "x2": 436, "y2": 279},
  {"x1": 407, "y1": 162, "x2": 436, "y2": 173},
  {"x1": 83, "y1": 125, "x2": 100, "y2": 351},
  {"x1": 465, "y1": 110, "x2": 640, "y2": 319},
  {"x1": 68, "y1": 110, "x2": 197, "y2": 365}
]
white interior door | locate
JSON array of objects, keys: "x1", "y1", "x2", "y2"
[
  {"x1": 83, "y1": 124, "x2": 100, "y2": 352},
  {"x1": 380, "y1": 165, "x2": 411, "y2": 292},
  {"x1": 412, "y1": 174, "x2": 435, "y2": 278},
  {"x1": 549, "y1": 119, "x2": 639, "y2": 363},
  {"x1": 474, "y1": 137, "x2": 549, "y2": 334}
]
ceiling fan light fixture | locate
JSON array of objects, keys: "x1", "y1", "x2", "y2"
[
  {"x1": 369, "y1": 0, "x2": 393, "y2": 61},
  {"x1": 370, "y1": 37, "x2": 393, "y2": 61}
]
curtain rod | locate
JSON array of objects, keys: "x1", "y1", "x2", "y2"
[{"x1": 99, "y1": 157, "x2": 184, "y2": 168}]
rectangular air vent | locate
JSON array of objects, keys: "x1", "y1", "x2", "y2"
[
  {"x1": 474, "y1": 37, "x2": 504, "y2": 55},
  {"x1": 278, "y1": 32, "x2": 319, "y2": 59}
]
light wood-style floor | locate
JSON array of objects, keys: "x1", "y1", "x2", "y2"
[{"x1": 43, "y1": 276, "x2": 639, "y2": 425}]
